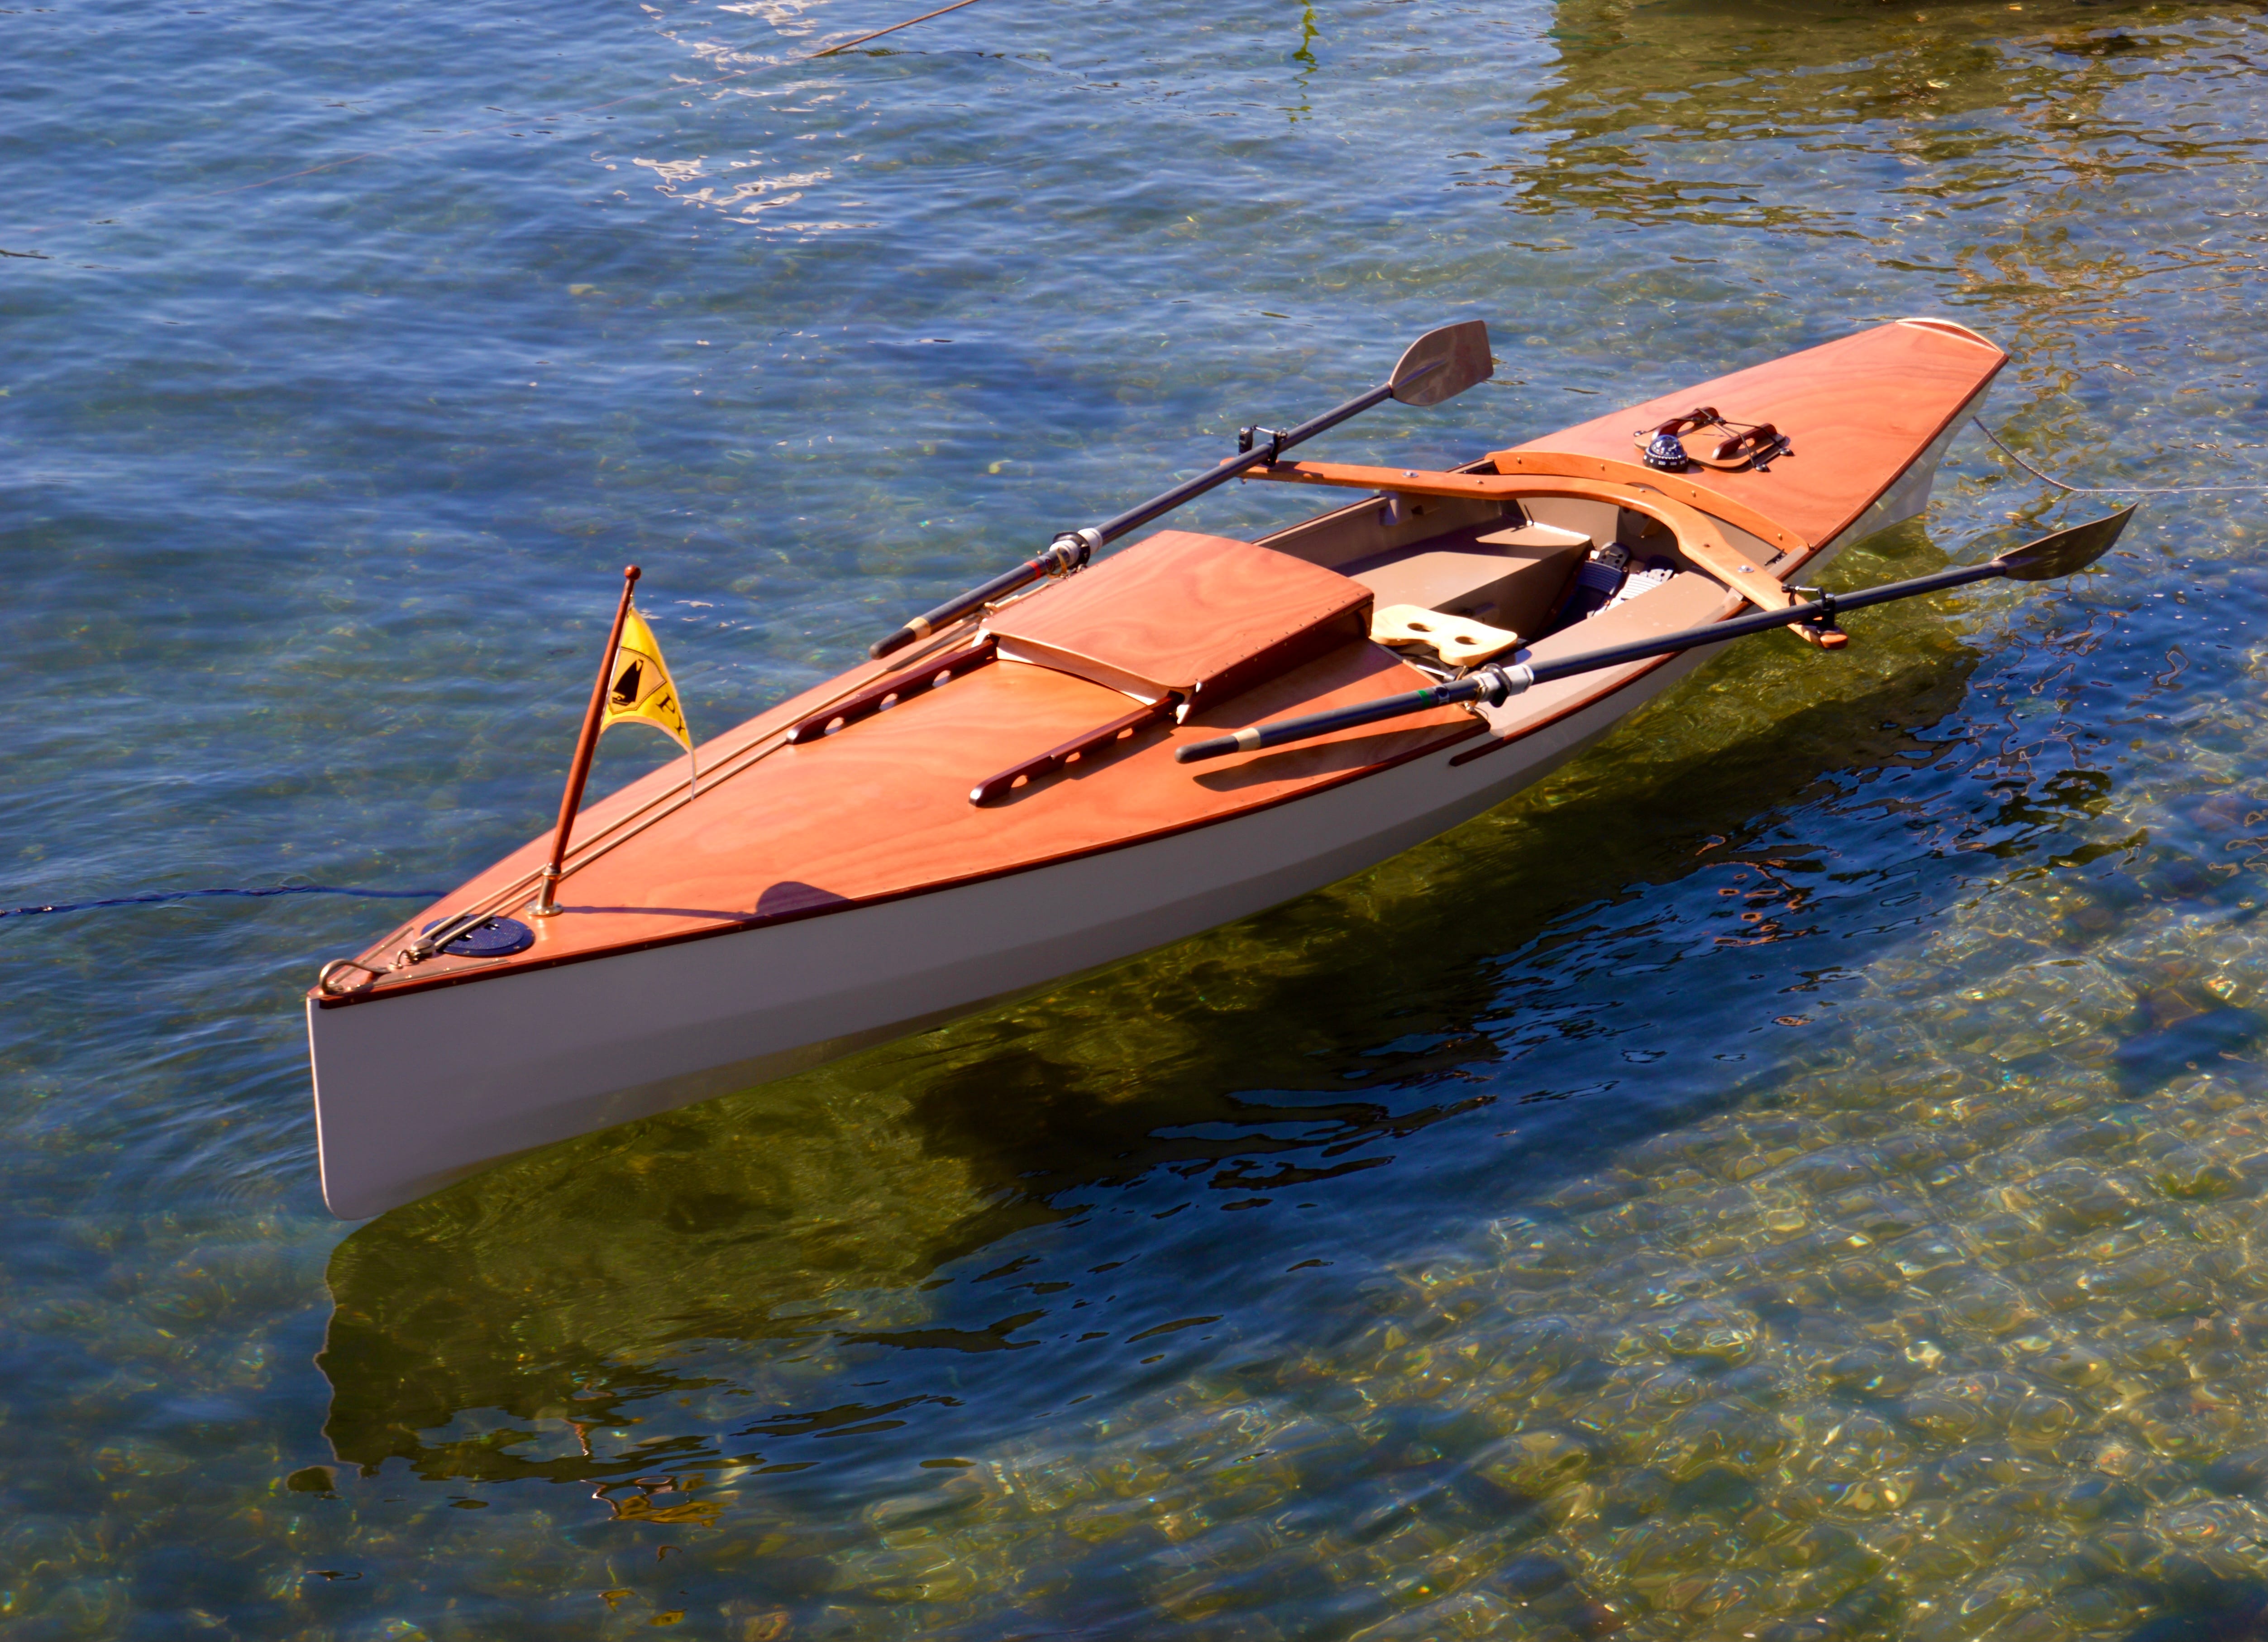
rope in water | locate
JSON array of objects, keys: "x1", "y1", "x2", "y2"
[
  {"x1": 810, "y1": 0, "x2": 988, "y2": 57},
  {"x1": 4, "y1": 885, "x2": 440, "y2": 920},
  {"x1": 10, "y1": 420, "x2": 2250, "y2": 929},
  {"x1": 1973, "y1": 416, "x2": 2268, "y2": 496}
]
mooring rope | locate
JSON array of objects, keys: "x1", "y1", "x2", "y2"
[
  {"x1": 4, "y1": 885, "x2": 440, "y2": 920},
  {"x1": 809, "y1": 0, "x2": 988, "y2": 56},
  {"x1": 1973, "y1": 416, "x2": 2268, "y2": 496}
]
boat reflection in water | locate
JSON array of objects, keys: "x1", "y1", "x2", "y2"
[
  {"x1": 320, "y1": 612, "x2": 1982, "y2": 1484},
  {"x1": 1489, "y1": 0, "x2": 2234, "y2": 384},
  {"x1": 317, "y1": 1050, "x2": 1499, "y2": 1487},
  {"x1": 312, "y1": 436, "x2": 2268, "y2": 1637}
]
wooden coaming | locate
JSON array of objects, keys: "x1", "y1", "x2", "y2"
[
  {"x1": 1247, "y1": 467, "x2": 1800, "y2": 612},
  {"x1": 1245, "y1": 454, "x2": 1808, "y2": 560}
]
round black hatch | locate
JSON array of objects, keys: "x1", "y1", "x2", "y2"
[{"x1": 421, "y1": 916, "x2": 535, "y2": 958}]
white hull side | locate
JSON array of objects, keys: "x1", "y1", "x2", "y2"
[
  {"x1": 310, "y1": 643, "x2": 1706, "y2": 1218},
  {"x1": 1807, "y1": 390, "x2": 1977, "y2": 575},
  {"x1": 307, "y1": 425, "x2": 1972, "y2": 1220}
]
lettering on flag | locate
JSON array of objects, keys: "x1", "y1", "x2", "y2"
[{"x1": 598, "y1": 606, "x2": 693, "y2": 752}]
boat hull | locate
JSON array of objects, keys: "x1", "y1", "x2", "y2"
[
  {"x1": 307, "y1": 323, "x2": 2005, "y2": 1218},
  {"x1": 310, "y1": 635, "x2": 1716, "y2": 1217}
]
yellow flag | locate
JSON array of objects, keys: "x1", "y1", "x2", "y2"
[{"x1": 600, "y1": 605, "x2": 692, "y2": 752}]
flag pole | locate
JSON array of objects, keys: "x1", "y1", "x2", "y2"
[{"x1": 533, "y1": 565, "x2": 640, "y2": 918}]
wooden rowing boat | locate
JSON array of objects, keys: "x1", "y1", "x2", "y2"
[{"x1": 306, "y1": 317, "x2": 2008, "y2": 1218}]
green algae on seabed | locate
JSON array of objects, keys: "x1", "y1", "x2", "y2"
[
  {"x1": 291, "y1": 517, "x2": 2268, "y2": 1637},
  {"x1": 628, "y1": 949, "x2": 2268, "y2": 1642}
]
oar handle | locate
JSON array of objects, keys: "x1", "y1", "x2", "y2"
[{"x1": 870, "y1": 533, "x2": 1093, "y2": 660}]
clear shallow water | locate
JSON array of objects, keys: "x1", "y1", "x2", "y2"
[{"x1": 5, "y1": 0, "x2": 2268, "y2": 1635}]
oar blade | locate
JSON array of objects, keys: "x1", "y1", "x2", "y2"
[
  {"x1": 1994, "y1": 505, "x2": 2137, "y2": 582},
  {"x1": 1390, "y1": 320, "x2": 1493, "y2": 407}
]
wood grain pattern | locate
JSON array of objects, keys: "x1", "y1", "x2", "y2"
[
  {"x1": 315, "y1": 322, "x2": 1997, "y2": 1010},
  {"x1": 325, "y1": 638, "x2": 1475, "y2": 1002},
  {"x1": 1497, "y1": 319, "x2": 2005, "y2": 551},
  {"x1": 319, "y1": 478, "x2": 1794, "y2": 1003},
  {"x1": 987, "y1": 530, "x2": 1373, "y2": 708},
  {"x1": 786, "y1": 634, "x2": 996, "y2": 744},
  {"x1": 320, "y1": 621, "x2": 1017, "y2": 983}
]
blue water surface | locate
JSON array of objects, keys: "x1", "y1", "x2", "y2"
[{"x1": 6, "y1": 0, "x2": 2268, "y2": 1636}]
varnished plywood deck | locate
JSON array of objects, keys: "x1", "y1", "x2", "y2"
[
  {"x1": 329, "y1": 639, "x2": 1473, "y2": 999},
  {"x1": 1501, "y1": 319, "x2": 2005, "y2": 551}
]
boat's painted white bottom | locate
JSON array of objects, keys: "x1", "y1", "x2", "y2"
[{"x1": 307, "y1": 411, "x2": 1975, "y2": 1220}]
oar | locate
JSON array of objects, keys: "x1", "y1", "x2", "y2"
[
  {"x1": 1175, "y1": 507, "x2": 2135, "y2": 765},
  {"x1": 866, "y1": 320, "x2": 1494, "y2": 659}
]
